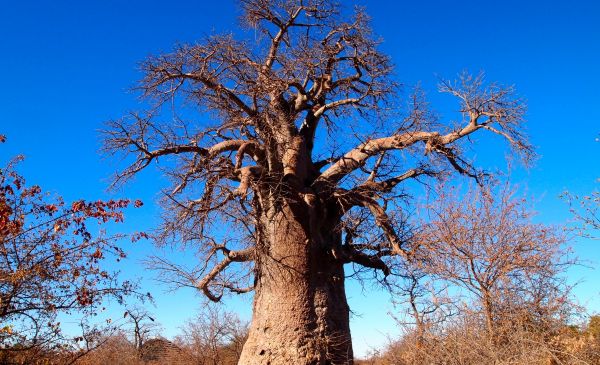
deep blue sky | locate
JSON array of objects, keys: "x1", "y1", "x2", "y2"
[{"x1": 1, "y1": 0, "x2": 599, "y2": 357}]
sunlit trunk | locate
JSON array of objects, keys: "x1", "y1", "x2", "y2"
[{"x1": 238, "y1": 202, "x2": 353, "y2": 365}]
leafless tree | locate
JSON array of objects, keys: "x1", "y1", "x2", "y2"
[
  {"x1": 563, "y1": 190, "x2": 599, "y2": 239},
  {"x1": 73, "y1": 331, "x2": 143, "y2": 365},
  {"x1": 123, "y1": 307, "x2": 160, "y2": 351},
  {"x1": 102, "y1": 1, "x2": 532, "y2": 363},
  {"x1": 390, "y1": 263, "x2": 456, "y2": 347},
  {"x1": 175, "y1": 305, "x2": 248, "y2": 365},
  {"x1": 416, "y1": 184, "x2": 573, "y2": 340},
  {"x1": 561, "y1": 134, "x2": 599, "y2": 239},
  {"x1": 361, "y1": 184, "x2": 598, "y2": 365}
]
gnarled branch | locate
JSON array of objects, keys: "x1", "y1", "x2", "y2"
[{"x1": 197, "y1": 247, "x2": 255, "y2": 302}]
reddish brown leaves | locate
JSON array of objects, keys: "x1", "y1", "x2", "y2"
[
  {"x1": 0, "y1": 156, "x2": 146, "y2": 347},
  {"x1": 131, "y1": 231, "x2": 149, "y2": 242},
  {"x1": 90, "y1": 248, "x2": 103, "y2": 259}
]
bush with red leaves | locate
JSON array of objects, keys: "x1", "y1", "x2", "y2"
[{"x1": 0, "y1": 136, "x2": 146, "y2": 351}]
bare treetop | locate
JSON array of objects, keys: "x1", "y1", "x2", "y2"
[{"x1": 103, "y1": 0, "x2": 532, "y2": 299}]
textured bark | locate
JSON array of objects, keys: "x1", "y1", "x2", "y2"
[{"x1": 239, "y1": 203, "x2": 352, "y2": 365}]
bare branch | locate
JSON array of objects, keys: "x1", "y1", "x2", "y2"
[
  {"x1": 340, "y1": 245, "x2": 391, "y2": 276},
  {"x1": 315, "y1": 131, "x2": 439, "y2": 188},
  {"x1": 335, "y1": 191, "x2": 408, "y2": 257},
  {"x1": 196, "y1": 247, "x2": 255, "y2": 302},
  {"x1": 358, "y1": 167, "x2": 438, "y2": 195},
  {"x1": 234, "y1": 166, "x2": 264, "y2": 198}
]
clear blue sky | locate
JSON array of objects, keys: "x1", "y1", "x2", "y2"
[{"x1": 1, "y1": 0, "x2": 599, "y2": 358}]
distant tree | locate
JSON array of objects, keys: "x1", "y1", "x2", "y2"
[
  {"x1": 176, "y1": 305, "x2": 248, "y2": 365},
  {"x1": 390, "y1": 263, "x2": 455, "y2": 347},
  {"x1": 103, "y1": 1, "x2": 532, "y2": 362},
  {"x1": 0, "y1": 136, "x2": 143, "y2": 357},
  {"x1": 123, "y1": 307, "x2": 160, "y2": 352}
]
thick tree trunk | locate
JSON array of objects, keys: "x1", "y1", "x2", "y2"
[{"x1": 238, "y1": 202, "x2": 353, "y2": 365}]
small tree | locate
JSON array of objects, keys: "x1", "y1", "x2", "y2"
[
  {"x1": 390, "y1": 263, "x2": 455, "y2": 347},
  {"x1": 103, "y1": 1, "x2": 532, "y2": 362},
  {"x1": 416, "y1": 184, "x2": 573, "y2": 339},
  {"x1": 0, "y1": 137, "x2": 143, "y2": 357},
  {"x1": 123, "y1": 307, "x2": 160, "y2": 351},
  {"x1": 176, "y1": 306, "x2": 248, "y2": 365}
]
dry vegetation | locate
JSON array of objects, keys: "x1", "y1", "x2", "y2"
[
  {"x1": 1, "y1": 0, "x2": 598, "y2": 363},
  {"x1": 0, "y1": 305, "x2": 247, "y2": 365},
  {"x1": 359, "y1": 185, "x2": 600, "y2": 365},
  {"x1": 76, "y1": 307, "x2": 247, "y2": 365},
  {"x1": 360, "y1": 314, "x2": 600, "y2": 365}
]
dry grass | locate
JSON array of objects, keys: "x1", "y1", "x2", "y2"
[{"x1": 363, "y1": 315, "x2": 600, "y2": 365}]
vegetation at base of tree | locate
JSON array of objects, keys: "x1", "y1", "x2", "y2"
[{"x1": 360, "y1": 315, "x2": 600, "y2": 365}]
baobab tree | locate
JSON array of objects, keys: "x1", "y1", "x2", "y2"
[{"x1": 103, "y1": 1, "x2": 532, "y2": 363}]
